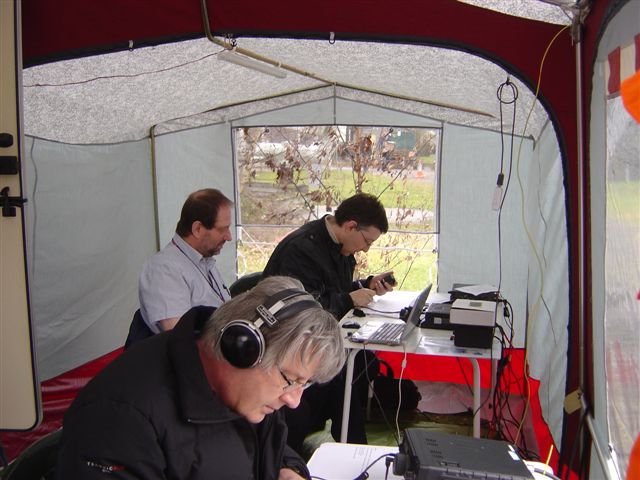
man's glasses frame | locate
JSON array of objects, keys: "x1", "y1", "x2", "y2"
[
  {"x1": 358, "y1": 229, "x2": 375, "y2": 247},
  {"x1": 278, "y1": 367, "x2": 313, "y2": 391}
]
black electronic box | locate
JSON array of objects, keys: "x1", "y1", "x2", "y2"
[
  {"x1": 420, "y1": 302, "x2": 452, "y2": 330},
  {"x1": 395, "y1": 429, "x2": 534, "y2": 480}
]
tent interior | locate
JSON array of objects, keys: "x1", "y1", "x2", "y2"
[{"x1": 0, "y1": 1, "x2": 638, "y2": 479}]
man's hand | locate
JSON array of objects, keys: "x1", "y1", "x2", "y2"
[
  {"x1": 349, "y1": 288, "x2": 376, "y2": 307},
  {"x1": 279, "y1": 467, "x2": 306, "y2": 480},
  {"x1": 369, "y1": 271, "x2": 396, "y2": 296}
]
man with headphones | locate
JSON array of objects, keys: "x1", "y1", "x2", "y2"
[
  {"x1": 57, "y1": 276, "x2": 345, "y2": 480},
  {"x1": 138, "y1": 188, "x2": 234, "y2": 334}
]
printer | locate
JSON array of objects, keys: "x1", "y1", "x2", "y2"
[{"x1": 450, "y1": 299, "x2": 497, "y2": 348}]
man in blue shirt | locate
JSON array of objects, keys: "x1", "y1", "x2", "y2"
[{"x1": 139, "y1": 188, "x2": 233, "y2": 333}]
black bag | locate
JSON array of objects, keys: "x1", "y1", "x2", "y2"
[{"x1": 372, "y1": 359, "x2": 422, "y2": 412}]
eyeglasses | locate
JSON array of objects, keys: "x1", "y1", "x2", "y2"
[
  {"x1": 358, "y1": 229, "x2": 375, "y2": 247},
  {"x1": 277, "y1": 367, "x2": 313, "y2": 392}
]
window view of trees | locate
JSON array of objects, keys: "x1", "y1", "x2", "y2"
[{"x1": 233, "y1": 125, "x2": 441, "y2": 291}]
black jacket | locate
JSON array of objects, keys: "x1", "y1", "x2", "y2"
[
  {"x1": 263, "y1": 217, "x2": 364, "y2": 319},
  {"x1": 56, "y1": 306, "x2": 309, "y2": 480}
]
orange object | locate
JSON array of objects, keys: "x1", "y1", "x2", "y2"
[
  {"x1": 628, "y1": 434, "x2": 640, "y2": 480},
  {"x1": 621, "y1": 71, "x2": 640, "y2": 124}
]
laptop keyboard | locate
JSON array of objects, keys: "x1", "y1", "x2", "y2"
[{"x1": 368, "y1": 322, "x2": 405, "y2": 344}]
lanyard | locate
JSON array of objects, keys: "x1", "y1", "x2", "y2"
[
  {"x1": 207, "y1": 269, "x2": 229, "y2": 303},
  {"x1": 172, "y1": 239, "x2": 228, "y2": 303}
]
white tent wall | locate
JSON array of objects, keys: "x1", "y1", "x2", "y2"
[
  {"x1": 439, "y1": 120, "x2": 569, "y2": 446},
  {"x1": 154, "y1": 123, "x2": 237, "y2": 283},
  {"x1": 24, "y1": 136, "x2": 156, "y2": 380},
  {"x1": 438, "y1": 123, "x2": 532, "y2": 348},
  {"x1": 524, "y1": 119, "x2": 570, "y2": 446}
]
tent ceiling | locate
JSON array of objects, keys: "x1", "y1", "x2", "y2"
[
  {"x1": 24, "y1": 37, "x2": 550, "y2": 144},
  {"x1": 460, "y1": 0, "x2": 574, "y2": 25}
]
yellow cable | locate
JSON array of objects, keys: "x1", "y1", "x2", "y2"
[
  {"x1": 546, "y1": 443, "x2": 555, "y2": 465},
  {"x1": 514, "y1": 24, "x2": 570, "y2": 445}
]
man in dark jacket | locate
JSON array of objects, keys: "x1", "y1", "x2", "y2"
[
  {"x1": 263, "y1": 193, "x2": 395, "y2": 452},
  {"x1": 264, "y1": 193, "x2": 394, "y2": 319},
  {"x1": 56, "y1": 276, "x2": 345, "y2": 480}
]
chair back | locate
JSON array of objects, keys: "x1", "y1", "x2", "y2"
[
  {"x1": 124, "y1": 309, "x2": 153, "y2": 350},
  {"x1": 229, "y1": 272, "x2": 263, "y2": 297},
  {"x1": 2, "y1": 428, "x2": 62, "y2": 480}
]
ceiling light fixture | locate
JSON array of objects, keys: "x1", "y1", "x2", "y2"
[{"x1": 218, "y1": 49, "x2": 287, "y2": 79}]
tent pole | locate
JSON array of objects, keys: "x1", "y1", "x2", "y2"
[
  {"x1": 574, "y1": 21, "x2": 590, "y2": 478},
  {"x1": 575, "y1": 18, "x2": 620, "y2": 480},
  {"x1": 149, "y1": 125, "x2": 160, "y2": 252},
  {"x1": 575, "y1": 7, "x2": 585, "y2": 412}
]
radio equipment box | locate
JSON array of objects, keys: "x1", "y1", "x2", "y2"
[
  {"x1": 396, "y1": 429, "x2": 534, "y2": 479},
  {"x1": 450, "y1": 299, "x2": 497, "y2": 348},
  {"x1": 421, "y1": 302, "x2": 452, "y2": 330}
]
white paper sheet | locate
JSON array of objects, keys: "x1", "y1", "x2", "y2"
[{"x1": 307, "y1": 442, "x2": 402, "y2": 480}]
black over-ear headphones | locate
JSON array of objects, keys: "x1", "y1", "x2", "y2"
[{"x1": 219, "y1": 288, "x2": 320, "y2": 368}]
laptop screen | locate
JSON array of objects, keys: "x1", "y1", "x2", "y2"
[{"x1": 400, "y1": 283, "x2": 432, "y2": 341}]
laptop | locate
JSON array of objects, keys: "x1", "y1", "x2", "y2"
[{"x1": 350, "y1": 284, "x2": 432, "y2": 346}]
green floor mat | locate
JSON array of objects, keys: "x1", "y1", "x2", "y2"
[{"x1": 301, "y1": 408, "x2": 479, "y2": 461}]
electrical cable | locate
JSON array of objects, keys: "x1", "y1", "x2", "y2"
[
  {"x1": 384, "y1": 455, "x2": 395, "y2": 480},
  {"x1": 489, "y1": 318, "x2": 538, "y2": 460},
  {"x1": 495, "y1": 78, "x2": 518, "y2": 292},
  {"x1": 514, "y1": 24, "x2": 570, "y2": 447},
  {"x1": 351, "y1": 453, "x2": 398, "y2": 480},
  {"x1": 394, "y1": 348, "x2": 409, "y2": 443},
  {"x1": 351, "y1": 345, "x2": 385, "y2": 385},
  {"x1": 355, "y1": 345, "x2": 401, "y2": 446},
  {"x1": 24, "y1": 51, "x2": 223, "y2": 88}
]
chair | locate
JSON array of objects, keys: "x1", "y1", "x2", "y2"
[
  {"x1": 1, "y1": 428, "x2": 62, "y2": 480},
  {"x1": 123, "y1": 309, "x2": 153, "y2": 350},
  {"x1": 229, "y1": 272, "x2": 263, "y2": 297}
]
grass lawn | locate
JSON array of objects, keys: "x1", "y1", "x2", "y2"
[
  {"x1": 238, "y1": 164, "x2": 439, "y2": 291},
  {"x1": 247, "y1": 164, "x2": 435, "y2": 211}
]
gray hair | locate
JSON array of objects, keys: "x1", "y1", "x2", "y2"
[{"x1": 200, "y1": 276, "x2": 346, "y2": 383}]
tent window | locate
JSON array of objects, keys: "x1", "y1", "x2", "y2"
[
  {"x1": 233, "y1": 125, "x2": 440, "y2": 290},
  {"x1": 603, "y1": 92, "x2": 640, "y2": 475}
]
